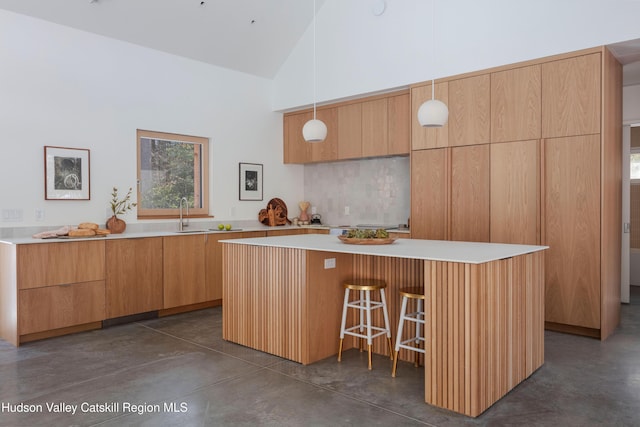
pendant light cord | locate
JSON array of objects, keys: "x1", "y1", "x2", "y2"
[
  {"x1": 313, "y1": 0, "x2": 318, "y2": 120},
  {"x1": 431, "y1": 0, "x2": 435, "y2": 101}
]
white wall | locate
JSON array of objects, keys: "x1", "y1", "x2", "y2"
[
  {"x1": 624, "y1": 84, "x2": 640, "y2": 123},
  {"x1": 0, "y1": 10, "x2": 304, "y2": 229},
  {"x1": 274, "y1": 0, "x2": 640, "y2": 111}
]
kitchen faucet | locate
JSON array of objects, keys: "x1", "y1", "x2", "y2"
[{"x1": 179, "y1": 197, "x2": 189, "y2": 231}]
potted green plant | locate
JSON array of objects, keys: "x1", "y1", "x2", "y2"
[{"x1": 106, "y1": 187, "x2": 137, "y2": 234}]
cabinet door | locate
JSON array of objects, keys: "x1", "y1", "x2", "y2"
[
  {"x1": 450, "y1": 145, "x2": 490, "y2": 242},
  {"x1": 388, "y1": 93, "x2": 410, "y2": 155},
  {"x1": 284, "y1": 112, "x2": 312, "y2": 164},
  {"x1": 411, "y1": 82, "x2": 449, "y2": 150},
  {"x1": 362, "y1": 98, "x2": 388, "y2": 157},
  {"x1": 163, "y1": 235, "x2": 206, "y2": 309},
  {"x1": 491, "y1": 65, "x2": 541, "y2": 143},
  {"x1": 411, "y1": 148, "x2": 448, "y2": 240},
  {"x1": 544, "y1": 135, "x2": 600, "y2": 329},
  {"x1": 17, "y1": 241, "x2": 105, "y2": 289},
  {"x1": 542, "y1": 53, "x2": 601, "y2": 138},
  {"x1": 490, "y1": 140, "x2": 539, "y2": 244},
  {"x1": 449, "y1": 74, "x2": 490, "y2": 147},
  {"x1": 106, "y1": 238, "x2": 163, "y2": 318},
  {"x1": 19, "y1": 281, "x2": 105, "y2": 335},
  {"x1": 338, "y1": 103, "x2": 362, "y2": 159},
  {"x1": 205, "y1": 231, "x2": 266, "y2": 301},
  {"x1": 310, "y1": 108, "x2": 338, "y2": 162}
]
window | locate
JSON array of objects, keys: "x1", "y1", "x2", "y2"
[
  {"x1": 632, "y1": 150, "x2": 640, "y2": 182},
  {"x1": 136, "y1": 129, "x2": 209, "y2": 218}
]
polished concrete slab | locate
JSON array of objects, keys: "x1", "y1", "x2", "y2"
[{"x1": 0, "y1": 287, "x2": 639, "y2": 426}]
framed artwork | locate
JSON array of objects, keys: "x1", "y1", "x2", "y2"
[
  {"x1": 44, "y1": 146, "x2": 91, "y2": 200},
  {"x1": 239, "y1": 162, "x2": 263, "y2": 201}
]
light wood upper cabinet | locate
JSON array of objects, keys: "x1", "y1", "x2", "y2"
[
  {"x1": 17, "y1": 241, "x2": 105, "y2": 289},
  {"x1": 490, "y1": 140, "x2": 539, "y2": 245},
  {"x1": 410, "y1": 148, "x2": 448, "y2": 240},
  {"x1": 449, "y1": 74, "x2": 490, "y2": 147},
  {"x1": 542, "y1": 53, "x2": 601, "y2": 138},
  {"x1": 283, "y1": 91, "x2": 409, "y2": 163},
  {"x1": 163, "y1": 235, "x2": 206, "y2": 309},
  {"x1": 362, "y1": 98, "x2": 388, "y2": 157},
  {"x1": 105, "y1": 238, "x2": 163, "y2": 318},
  {"x1": 309, "y1": 108, "x2": 338, "y2": 163},
  {"x1": 544, "y1": 134, "x2": 601, "y2": 329},
  {"x1": 284, "y1": 112, "x2": 312, "y2": 164},
  {"x1": 411, "y1": 82, "x2": 449, "y2": 150},
  {"x1": 338, "y1": 103, "x2": 363, "y2": 159},
  {"x1": 388, "y1": 93, "x2": 410, "y2": 155},
  {"x1": 491, "y1": 65, "x2": 541, "y2": 143},
  {"x1": 450, "y1": 145, "x2": 490, "y2": 242}
]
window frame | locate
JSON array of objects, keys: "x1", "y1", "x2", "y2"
[{"x1": 136, "y1": 129, "x2": 210, "y2": 219}]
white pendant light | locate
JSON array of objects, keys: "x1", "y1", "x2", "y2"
[
  {"x1": 303, "y1": 0, "x2": 327, "y2": 143},
  {"x1": 417, "y1": 82, "x2": 449, "y2": 127},
  {"x1": 417, "y1": 0, "x2": 448, "y2": 128}
]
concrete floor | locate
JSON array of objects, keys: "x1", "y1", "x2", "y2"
[{"x1": 1, "y1": 287, "x2": 639, "y2": 427}]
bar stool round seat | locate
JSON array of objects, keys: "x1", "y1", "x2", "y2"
[
  {"x1": 392, "y1": 286, "x2": 426, "y2": 377},
  {"x1": 338, "y1": 278, "x2": 393, "y2": 370}
]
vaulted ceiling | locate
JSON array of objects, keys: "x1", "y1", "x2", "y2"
[
  {"x1": 0, "y1": 0, "x2": 326, "y2": 79},
  {"x1": 2, "y1": 0, "x2": 640, "y2": 85}
]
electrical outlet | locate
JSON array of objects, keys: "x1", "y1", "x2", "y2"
[
  {"x1": 35, "y1": 209, "x2": 45, "y2": 221},
  {"x1": 311, "y1": 206, "x2": 317, "y2": 215},
  {"x1": 344, "y1": 206, "x2": 350, "y2": 216},
  {"x1": 2, "y1": 209, "x2": 23, "y2": 222},
  {"x1": 324, "y1": 258, "x2": 336, "y2": 269}
]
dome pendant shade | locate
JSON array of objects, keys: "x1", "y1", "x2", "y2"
[
  {"x1": 417, "y1": 99, "x2": 449, "y2": 128},
  {"x1": 302, "y1": 118, "x2": 327, "y2": 142}
]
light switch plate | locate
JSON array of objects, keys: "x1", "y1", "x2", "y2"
[{"x1": 324, "y1": 258, "x2": 336, "y2": 269}]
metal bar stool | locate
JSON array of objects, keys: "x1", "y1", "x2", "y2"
[
  {"x1": 392, "y1": 286, "x2": 426, "y2": 377},
  {"x1": 337, "y1": 278, "x2": 393, "y2": 370}
]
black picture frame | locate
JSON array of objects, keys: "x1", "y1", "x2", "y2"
[
  {"x1": 44, "y1": 146, "x2": 91, "y2": 200},
  {"x1": 239, "y1": 162, "x2": 263, "y2": 201}
]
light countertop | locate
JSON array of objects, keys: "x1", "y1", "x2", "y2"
[
  {"x1": 221, "y1": 234, "x2": 547, "y2": 264},
  {"x1": 0, "y1": 224, "x2": 409, "y2": 245}
]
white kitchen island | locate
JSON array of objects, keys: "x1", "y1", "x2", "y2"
[{"x1": 221, "y1": 234, "x2": 547, "y2": 417}]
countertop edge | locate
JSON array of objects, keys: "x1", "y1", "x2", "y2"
[{"x1": 220, "y1": 234, "x2": 548, "y2": 264}]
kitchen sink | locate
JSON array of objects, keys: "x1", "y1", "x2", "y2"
[{"x1": 174, "y1": 229, "x2": 209, "y2": 233}]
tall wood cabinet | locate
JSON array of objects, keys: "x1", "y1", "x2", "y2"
[
  {"x1": 490, "y1": 140, "x2": 540, "y2": 245},
  {"x1": 544, "y1": 135, "x2": 601, "y2": 330},
  {"x1": 410, "y1": 46, "x2": 621, "y2": 339},
  {"x1": 450, "y1": 144, "x2": 490, "y2": 242},
  {"x1": 448, "y1": 74, "x2": 490, "y2": 147},
  {"x1": 410, "y1": 148, "x2": 448, "y2": 240},
  {"x1": 491, "y1": 65, "x2": 541, "y2": 143}
]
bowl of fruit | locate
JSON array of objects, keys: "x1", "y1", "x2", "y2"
[{"x1": 337, "y1": 228, "x2": 397, "y2": 245}]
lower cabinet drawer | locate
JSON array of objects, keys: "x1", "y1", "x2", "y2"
[{"x1": 19, "y1": 280, "x2": 105, "y2": 335}]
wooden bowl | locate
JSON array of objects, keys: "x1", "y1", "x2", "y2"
[{"x1": 337, "y1": 235, "x2": 397, "y2": 245}]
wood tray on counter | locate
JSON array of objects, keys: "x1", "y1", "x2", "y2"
[{"x1": 337, "y1": 235, "x2": 397, "y2": 245}]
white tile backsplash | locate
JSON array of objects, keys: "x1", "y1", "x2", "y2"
[{"x1": 303, "y1": 157, "x2": 410, "y2": 227}]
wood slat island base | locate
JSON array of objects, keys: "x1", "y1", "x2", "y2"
[{"x1": 221, "y1": 235, "x2": 546, "y2": 418}]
